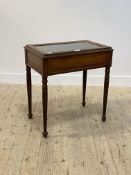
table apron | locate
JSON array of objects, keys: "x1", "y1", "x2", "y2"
[
  {"x1": 47, "y1": 52, "x2": 112, "y2": 75},
  {"x1": 26, "y1": 50, "x2": 43, "y2": 74}
]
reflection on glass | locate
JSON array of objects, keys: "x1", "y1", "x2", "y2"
[{"x1": 36, "y1": 41, "x2": 101, "y2": 54}]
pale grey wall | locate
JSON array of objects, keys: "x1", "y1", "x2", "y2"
[{"x1": 0, "y1": 0, "x2": 131, "y2": 85}]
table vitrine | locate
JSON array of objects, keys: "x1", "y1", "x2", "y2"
[{"x1": 24, "y1": 40, "x2": 113, "y2": 137}]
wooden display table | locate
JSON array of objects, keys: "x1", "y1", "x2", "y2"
[{"x1": 24, "y1": 40, "x2": 113, "y2": 137}]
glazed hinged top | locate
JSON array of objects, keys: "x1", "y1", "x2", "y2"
[{"x1": 25, "y1": 40, "x2": 112, "y2": 58}]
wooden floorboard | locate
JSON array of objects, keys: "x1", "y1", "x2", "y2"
[{"x1": 0, "y1": 84, "x2": 131, "y2": 175}]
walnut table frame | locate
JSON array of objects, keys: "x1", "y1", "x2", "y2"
[{"x1": 24, "y1": 40, "x2": 113, "y2": 138}]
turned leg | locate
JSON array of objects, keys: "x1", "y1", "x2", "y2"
[
  {"x1": 42, "y1": 76, "x2": 48, "y2": 138},
  {"x1": 26, "y1": 65, "x2": 32, "y2": 119},
  {"x1": 102, "y1": 66, "x2": 110, "y2": 121},
  {"x1": 82, "y1": 70, "x2": 87, "y2": 106}
]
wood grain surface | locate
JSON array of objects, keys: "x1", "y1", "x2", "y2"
[{"x1": 0, "y1": 84, "x2": 131, "y2": 175}]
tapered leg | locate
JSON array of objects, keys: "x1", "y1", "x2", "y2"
[
  {"x1": 102, "y1": 66, "x2": 110, "y2": 122},
  {"x1": 82, "y1": 70, "x2": 87, "y2": 106},
  {"x1": 26, "y1": 65, "x2": 32, "y2": 119},
  {"x1": 42, "y1": 76, "x2": 48, "y2": 138}
]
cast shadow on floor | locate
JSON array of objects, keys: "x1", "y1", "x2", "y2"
[{"x1": 18, "y1": 89, "x2": 131, "y2": 139}]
